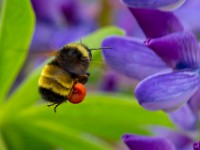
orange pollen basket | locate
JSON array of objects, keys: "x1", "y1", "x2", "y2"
[{"x1": 68, "y1": 83, "x2": 86, "y2": 104}]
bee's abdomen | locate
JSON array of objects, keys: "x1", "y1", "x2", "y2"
[
  {"x1": 39, "y1": 87, "x2": 66, "y2": 103},
  {"x1": 38, "y1": 64, "x2": 75, "y2": 102}
]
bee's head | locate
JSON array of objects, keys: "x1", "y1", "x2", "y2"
[{"x1": 56, "y1": 44, "x2": 92, "y2": 75}]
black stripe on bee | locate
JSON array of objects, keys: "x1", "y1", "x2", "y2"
[{"x1": 39, "y1": 87, "x2": 66, "y2": 104}]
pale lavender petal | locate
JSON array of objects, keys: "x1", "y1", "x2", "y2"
[
  {"x1": 147, "y1": 32, "x2": 200, "y2": 69},
  {"x1": 121, "y1": 0, "x2": 185, "y2": 9},
  {"x1": 152, "y1": 127, "x2": 194, "y2": 150},
  {"x1": 115, "y1": 8, "x2": 146, "y2": 38},
  {"x1": 102, "y1": 36, "x2": 170, "y2": 81},
  {"x1": 30, "y1": 23, "x2": 57, "y2": 51},
  {"x1": 189, "y1": 88, "x2": 200, "y2": 114},
  {"x1": 174, "y1": 1, "x2": 200, "y2": 32},
  {"x1": 122, "y1": 134, "x2": 176, "y2": 150},
  {"x1": 129, "y1": 8, "x2": 183, "y2": 38},
  {"x1": 135, "y1": 70, "x2": 200, "y2": 111},
  {"x1": 168, "y1": 104, "x2": 198, "y2": 130}
]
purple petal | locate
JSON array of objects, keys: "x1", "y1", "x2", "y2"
[
  {"x1": 30, "y1": 23, "x2": 57, "y2": 51},
  {"x1": 168, "y1": 104, "x2": 198, "y2": 130},
  {"x1": 60, "y1": 0, "x2": 81, "y2": 25},
  {"x1": 31, "y1": 0, "x2": 62, "y2": 23},
  {"x1": 52, "y1": 25, "x2": 95, "y2": 48},
  {"x1": 189, "y1": 88, "x2": 200, "y2": 114},
  {"x1": 135, "y1": 69, "x2": 200, "y2": 111},
  {"x1": 152, "y1": 127, "x2": 194, "y2": 150},
  {"x1": 115, "y1": 8, "x2": 146, "y2": 38},
  {"x1": 174, "y1": 1, "x2": 200, "y2": 32},
  {"x1": 147, "y1": 32, "x2": 200, "y2": 69},
  {"x1": 193, "y1": 141, "x2": 200, "y2": 150},
  {"x1": 121, "y1": 0, "x2": 186, "y2": 9},
  {"x1": 102, "y1": 36, "x2": 170, "y2": 81},
  {"x1": 122, "y1": 134, "x2": 176, "y2": 150},
  {"x1": 100, "y1": 71, "x2": 118, "y2": 92},
  {"x1": 129, "y1": 8, "x2": 183, "y2": 38}
]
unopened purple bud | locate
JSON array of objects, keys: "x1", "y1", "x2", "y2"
[{"x1": 193, "y1": 141, "x2": 200, "y2": 150}]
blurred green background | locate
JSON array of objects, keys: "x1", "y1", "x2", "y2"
[{"x1": 0, "y1": 0, "x2": 173, "y2": 149}]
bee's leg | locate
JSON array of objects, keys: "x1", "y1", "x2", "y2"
[
  {"x1": 53, "y1": 103, "x2": 62, "y2": 113},
  {"x1": 47, "y1": 103, "x2": 56, "y2": 107},
  {"x1": 86, "y1": 72, "x2": 90, "y2": 76},
  {"x1": 68, "y1": 85, "x2": 76, "y2": 99},
  {"x1": 68, "y1": 74, "x2": 87, "y2": 99},
  {"x1": 77, "y1": 73, "x2": 90, "y2": 84},
  {"x1": 47, "y1": 103, "x2": 60, "y2": 113}
]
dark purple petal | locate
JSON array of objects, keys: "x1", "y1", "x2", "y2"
[
  {"x1": 135, "y1": 69, "x2": 200, "y2": 111},
  {"x1": 60, "y1": 0, "x2": 82, "y2": 25},
  {"x1": 147, "y1": 32, "x2": 200, "y2": 69},
  {"x1": 193, "y1": 141, "x2": 200, "y2": 150},
  {"x1": 31, "y1": 0, "x2": 51, "y2": 22},
  {"x1": 100, "y1": 71, "x2": 118, "y2": 92},
  {"x1": 122, "y1": 134, "x2": 176, "y2": 150},
  {"x1": 152, "y1": 127, "x2": 194, "y2": 150},
  {"x1": 189, "y1": 88, "x2": 200, "y2": 114},
  {"x1": 168, "y1": 104, "x2": 198, "y2": 130},
  {"x1": 102, "y1": 36, "x2": 170, "y2": 81},
  {"x1": 129, "y1": 8, "x2": 183, "y2": 38},
  {"x1": 121, "y1": 0, "x2": 185, "y2": 9}
]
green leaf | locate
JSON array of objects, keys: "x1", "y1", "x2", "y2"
[
  {"x1": 81, "y1": 26, "x2": 125, "y2": 48},
  {"x1": 18, "y1": 93, "x2": 174, "y2": 141},
  {"x1": 1, "y1": 123, "x2": 52, "y2": 150},
  {"x1": 2, "y1": 66, "x2": 42, "y2": 115},
  {"x1": 14, "y1": 119, "x2": 113, "y2": 150},
  {"x1": 0, "y1": 130, "x2": 7, "y2": 150},
  {"x1": 0, "y1": 0, "x2": 35, "y2": 102}
]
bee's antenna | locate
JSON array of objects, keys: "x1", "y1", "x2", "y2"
[
  {"x1": 80, "y1": 38, "x2": 83, "y2": 45},
  {"x1": 89, "y1": 47, "x2": 112, "y2": 51}
]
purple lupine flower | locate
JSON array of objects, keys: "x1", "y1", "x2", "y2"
[
  {"x1": 122, "y1": 133, "x2": 197, "y2": 150},
  {"x1": 102, "y1": 6, "x2": 200, "y2": 130},
  {"x1": 30, "y1": 0, "x2": 98, "y2": 51},
  {"x1": 102, "y1": 31, "x2": 200, "y2": 113},
  {"x1": 122, "y1": 134, "x2": 176, "y2": 150},
  {"x1": 121, "y1": 0, "x2": 200, "y2": 34},
  {"x1": 100, "y1": 71, "x2": 119, "y2": 92},
  {"x1": 121, "y1": 0, "x2": 186, "y2": 10},
  {"x1": 193, "y1": 142, "x2": 200, "y2": 150}
]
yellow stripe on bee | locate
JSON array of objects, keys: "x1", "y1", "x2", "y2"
[
  {"x1": 41, "y1": 64, "x2": 74, "y2": 89},
  {"x1": 66, "y1": 43, "x2": 89, "y2": 58},
  {"x1": 38, "y1": 76, "x2": 71, "y2": 97}
]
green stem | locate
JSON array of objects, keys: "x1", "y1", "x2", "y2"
[
  {"x1": 98, "y1": 0, "x2": 113, "y2": 27},
  {"x1": 0, "y1": 130, "x2": 7, "y2": 150}
]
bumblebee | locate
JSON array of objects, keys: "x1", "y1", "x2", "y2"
[{"x1": 38, "y1": 43, "x2": 92, "y2": 112}]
